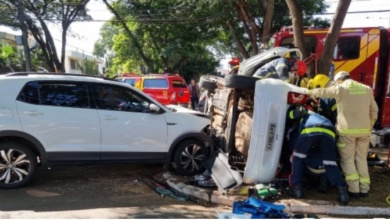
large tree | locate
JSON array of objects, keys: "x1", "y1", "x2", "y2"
[
  {"x1": 286, "y1": 0, "x2": 352, "y2": 75},
  {"x1": 99, "y1": 0, "x2": 219, "y2": 75},
  {"x1": 0, "y1": 0, "x2": 91, "y2": 72}
]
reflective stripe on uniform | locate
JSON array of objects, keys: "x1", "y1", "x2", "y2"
[
  {"x1": 360, "y1": 177, "x2": 371, "y2": 184},
  {"x1": 289, "y1": 111, "x2": 294, "y2": 119},
  {"x1": 348, "y1": 82, "x2": 368, "y2": 95},
  {"x1": 293, "y1": 152, "x2": 307, "y2": 158},
  {"x1": 331, "y1": 104, "x2": 337, "y2": 111},
  {"x1": 323, "y1": 160, "x2": 338, "y2": 166},
  {"x1": 338, "y1": 128, "x2": 371, "y2": 135},
  {"x1": 345, "y1": 173, "x2": 359, "y2": 181},
  {"x1": 308, "y1": 166, "x2": 325, "y2": 174},
  {"x1": 301, "y1": 127, "x2": 335, "y2": 138},
  {"x1": 337, "y1": 142, "x2": 346, "y2": 148}
]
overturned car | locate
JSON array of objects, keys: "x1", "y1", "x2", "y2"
[{"x1": 200, "y1": 47, "x2": 307, "y2": 185}]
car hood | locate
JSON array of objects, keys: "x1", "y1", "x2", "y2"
[{"x1": 166, "y1": 104, "x2": 210, "y2": 119}]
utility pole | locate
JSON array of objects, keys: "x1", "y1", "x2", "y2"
[{"x1": 17, "y1": 0, "x2": 32, "y2": 71}]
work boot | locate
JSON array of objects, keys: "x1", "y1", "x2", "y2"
[
  {"x1": 337, "y1": 186, "x2": 349, "y2": 205},
  {"x1": 289, "y1": 185, "x2": 303, "y2": 199},
  {"x1": 318, "y1": 175, "x2": 328, "y2": 193}
]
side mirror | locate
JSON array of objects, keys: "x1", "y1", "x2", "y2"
[{"x1": 149, "y1": 103, "x2": 161, "y2": 113}]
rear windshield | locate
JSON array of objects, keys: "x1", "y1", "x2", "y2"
[
  {"x1": 171, "y1": 79, "x2": 187, "y2": 88},
  {"x1": 143, "y1": 78, "x2": 168, "y2": 88}
]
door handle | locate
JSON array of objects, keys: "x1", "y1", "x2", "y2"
[
  {"x1": 24, "y1": 111, "x2": 44, "y2": 116},
  {"x1": 103, "y1": 115, "x2": 117, "y2": 120}
]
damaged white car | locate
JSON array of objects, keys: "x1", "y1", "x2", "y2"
[{"x1": 200, "y1": 47, "x2": 307, "y2": 186}]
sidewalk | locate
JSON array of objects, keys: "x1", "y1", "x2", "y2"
[{"x1": 166, "y1": 178, "x2": 390, "y2": 217}]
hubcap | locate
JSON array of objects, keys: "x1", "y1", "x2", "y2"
[
  {"x1": 0, "y1": 149, "x2": 31, "y2": 184},
  {"x1": 180, "y1": 144, "x2": 206, "y2": 172}
]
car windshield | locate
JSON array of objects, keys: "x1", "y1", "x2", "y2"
[{"x1": 143, "y1": 78, "x2": 168, "y2": 88}]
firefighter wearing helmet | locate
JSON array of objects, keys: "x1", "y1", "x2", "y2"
[
  {"x1": 307, "y1": 71, "x2": 379, "y2": 198},
  {"x1": 311, "y1": 74, "x2": 337, "y2": 125},
  {"x1": 253, "y1": 57, "x2": 297, "y2": 83}
]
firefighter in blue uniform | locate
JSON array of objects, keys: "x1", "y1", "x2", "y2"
[
  {"x1": 287, "y1": 105, "x2": 349, "y2": 205},
  {"x1": 253, "y1": 57, "x2": 296, "y2": 83}
]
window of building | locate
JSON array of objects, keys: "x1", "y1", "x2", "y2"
[{"x1": 70, "y1": 59, "x2": 79, "y2": 70}]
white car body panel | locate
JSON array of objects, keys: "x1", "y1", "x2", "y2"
[
  {"x1": 99, "y1": 110, "x2": 168, "y2": 153},
  {"x1": 243, "y1": 78, "x2": 305, "y2": 184},
  {"x1": 164, "y1": 111, "x2": 210, "y2": 147},
  {"x1": 16, "y1": 101, "x2": 101, "y2": 153}
]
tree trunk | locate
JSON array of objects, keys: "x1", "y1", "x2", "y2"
[
  {"x1": 260, "y1": 0, "x2": 274, "y2": 48},
  {"x1": 285, "y1": 0, "x2": 309, "y2": 59},
  {"x1": 226, "y1": 19, "x2": 250, "y2": 59},
  {"x1": 17, "y1": 0, "x2": 32, "y2": 71},
  {"x1": 317, "y1": 0, "x2": 352, "y2": 75}
]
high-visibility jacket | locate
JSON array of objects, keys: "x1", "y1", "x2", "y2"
[
  {"x1": 308, "y1": 79, "x2": 378, "y2": 136},
  {"x1": 288, "y1": 108, "x2": 336, "y2": 140},
  {"x1": 318, "y1": 98, "x2": 337, "y2": 125}
]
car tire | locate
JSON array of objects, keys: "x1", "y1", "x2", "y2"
[
  {"x1": 199, "y1": 75, "x2": 219, "y2": 92},
  {"x1": 0, "y1": 142, "x2": 37, "y2": 189},
  {"x1": 224, "y1": 74, "x2": 260, "y2": 90},
  {"x1": 171, "y1": 139, "x2": 210, "y2": 176}
]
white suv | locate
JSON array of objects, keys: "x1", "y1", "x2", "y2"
[{"x1": 0, "y1": 73, "x2": 212, "y2": 189}]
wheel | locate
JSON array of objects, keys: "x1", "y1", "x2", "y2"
[
  {"x1": 171, "y1": 139, "x2": 210, "y2": 176},
  {"x1": 0, "y1": 142, "x2": 37, "y2": 189},
  {"x1": 199, "y1": 75, "x2": 220, "y2": 91},
  {"x1": 224, "y1": 74, "x2": 260, "y2": 90}
]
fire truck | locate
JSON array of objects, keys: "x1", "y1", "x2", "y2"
[{"x1": 269, "y1": 26, "x2": 390, "y2": 149}]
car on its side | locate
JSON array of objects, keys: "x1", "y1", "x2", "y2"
[
  {"x1": 0, "y1": 72, "x2": 213, "y2": 189},
  {"x1": 200, "y1": 48, "x2": 308, "y2": 184}
]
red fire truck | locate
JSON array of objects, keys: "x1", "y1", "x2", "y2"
[{"x1": 269, "y1": 26, "x2": 390, "y2": 150}]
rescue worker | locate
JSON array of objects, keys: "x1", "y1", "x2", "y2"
[
  {"x1": 307, "y1": 71, "x2": 379, "y2": 198},
  {"x1": 311, "y1": 74, "x2": 337, "y2": 125},
  {"x1": 253, "y1": 57, "x2": 296, "y2": 83},
  {"x1": 287, "y1": 105, "x2": 349, "y2": 205}
]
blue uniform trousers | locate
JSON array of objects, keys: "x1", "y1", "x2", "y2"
[{"x1": 289, "y1": 134, "x2": 346, "y2": 187}]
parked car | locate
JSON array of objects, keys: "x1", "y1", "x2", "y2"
[
  {"x1": 116, "y1": 74, "x2": 190, "y2": 106},
  {"x1": 0, "y1": 72, "x2": 213, "y2": 189},
  {"x1": 200, "y1": 48, "x2": 307, "y2": 184}
]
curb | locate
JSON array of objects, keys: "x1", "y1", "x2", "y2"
[{"x1": 167, "y1": 179, "x2": 390, "y2": 217}]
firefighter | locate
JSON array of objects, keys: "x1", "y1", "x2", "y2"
[
  {"x1": 287, "y1": 106, "x2": 349, "y2": 205},
  {"x1": 253, "y1": 57, "x2": 296, "y2": 83},
  {"x1": 307, "y1": 71, "x2": 379, "y2": 198},
  {"x1": 311, "y1": 74, "x2": 337, "y2": 125}
]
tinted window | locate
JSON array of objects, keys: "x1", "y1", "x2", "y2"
[
  {"x1": 95, "y1": 84, "x2": 152, "y2": 113},
  {"x1": 171, "y1": 79, "x2": 187, "y2": 88},
  {"x1": 17, "y1": 81, "x2": 90, "y2": 108},
  {"x1": 143, "y1": 78, "x2": 168, "y2": 88},
  {"x1": 333, "y1": 37, "x2": 360, "y2": 60}
]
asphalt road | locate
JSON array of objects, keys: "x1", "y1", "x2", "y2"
[{"x1": 0, "y1": 163, "x2": 230, "y2": 218}]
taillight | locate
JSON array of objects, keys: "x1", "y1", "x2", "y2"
[{"x1": 287, "y1": 92, "x2": 309, "y2": 105}]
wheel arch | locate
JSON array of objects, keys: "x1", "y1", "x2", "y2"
[
  {"x1": 167, "y1": 131, "x2": 214, "y2": 162},
  {"x1": 0, "y1": 130, "x2": 47, "y2": 166}
]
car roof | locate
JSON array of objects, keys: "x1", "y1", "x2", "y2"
[{"x1": 1, "y1": 72, "x2": 130, "y2": 87}]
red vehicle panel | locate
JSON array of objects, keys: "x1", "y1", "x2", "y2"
[{"x1": 142, "y1": 74, "x2": 190, "y2": 105}]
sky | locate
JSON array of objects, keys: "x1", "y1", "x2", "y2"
[{"x1": 1, "y1": 0, "x2": 390, "y2": 63}]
